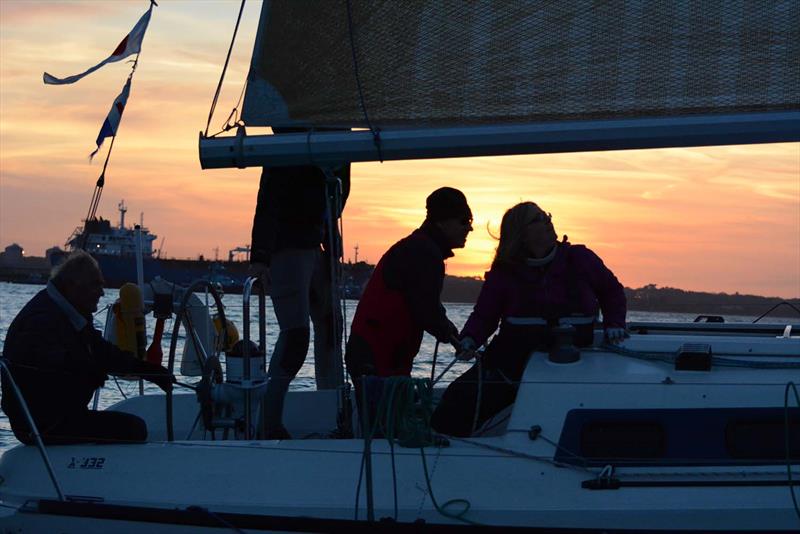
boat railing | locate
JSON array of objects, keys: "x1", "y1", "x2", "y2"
[
  {"x1": 628, "y1": 321, "x2": 798, "y2": 337},
  {"x1": 0, "y1": 357, "x2": 65, "y2": 501},
  {"x1": 241, "y1": 275, "x2": 267, "y2": 440}
]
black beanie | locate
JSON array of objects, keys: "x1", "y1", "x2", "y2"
[{"x1": 425, "y1": 187, "x2": 472, "y2": 223}]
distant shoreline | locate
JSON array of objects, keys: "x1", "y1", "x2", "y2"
[
  {"x1": 1, "y1": 257, "x2": 797, "y2": 319},
  {"x1": 441, "y1": 276, "x2": 800, "y2": 319}
]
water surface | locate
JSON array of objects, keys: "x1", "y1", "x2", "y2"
[{"x1": 0, "y1": 281, "x2": 759, "y2": 452}]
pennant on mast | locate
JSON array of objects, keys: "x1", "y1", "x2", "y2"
[
  {"x1": 43, "y1": 6, "x2": 152, "y2": 85},
  {"x1": 90, "y1": 78, "x2": 132, "y2": 160}
]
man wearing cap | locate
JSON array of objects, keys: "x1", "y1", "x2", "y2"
[{"x1": 345, "y1": 187, "x2": 473, "y2": 391}]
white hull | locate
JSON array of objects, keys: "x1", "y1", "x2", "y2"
[{"x1": 1, "y1": 327, "x2": 798, "y2": 532}]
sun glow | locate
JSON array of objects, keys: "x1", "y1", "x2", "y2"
[{"x1": 1, "y1": 1, "x2": 798, "y2": 298}]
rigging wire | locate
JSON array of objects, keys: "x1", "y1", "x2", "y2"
[
  {"x1": 344, "y1": 0, "x2": 384, "y2": 162},
  {"x1": 323, "y1": 169, "x2": 347, "y2": 387},
  {"x1": 337, "y1": 181, "x2": 349, "y2": 348},
  {"x1": 205, "y1": 79, "x2": 249, "y2": 138},
  {"x1": 753, "y1": 301, "x2": 800, "y2": 323},
  {"x1": 81, "y1": 63, "x2": 139, "y2": 248},
  {"x1": 204, "y1": 0, "x2": 247, "y2": 138},
  {"x1": 219, "y1": 79, "x2": 248, "y2": 133}
]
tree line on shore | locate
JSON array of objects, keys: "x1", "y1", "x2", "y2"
[{"x1": 441, "y1": 277, "x2": 800, "y2": 318}]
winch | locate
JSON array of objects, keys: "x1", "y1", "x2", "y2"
[{"x1": 195, "y1": 277, "x2": 268, "y2": 439}]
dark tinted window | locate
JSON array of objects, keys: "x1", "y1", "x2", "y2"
[
  {"x1": 557, "y1": 408, "x2": 800, "y2": 467},
  {"x1": 726, "y1": 416, "x2": 800, "y2": 460},
  {"x1": 580, "y1": 422, "x2": 664, "y2": 459}
]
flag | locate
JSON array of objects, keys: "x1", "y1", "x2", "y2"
[
  {"x1": 90, "y1": 79, "x2": 131, "y2": 160},
  {"x1": 43, "y1": 7, "x2": 152, "y2": 85}
]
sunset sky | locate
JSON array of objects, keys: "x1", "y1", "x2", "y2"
[{"x1": 1, "y1": 1, "x2": 798, "y2": 298}]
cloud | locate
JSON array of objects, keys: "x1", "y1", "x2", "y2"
[
  {"x1": 0, "y1": 2, "x2": 118, "y2": 24},
  {"x1": 1, "y1": 2, "x2": 797, "y2": 297}
]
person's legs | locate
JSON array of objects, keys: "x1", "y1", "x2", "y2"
[
  {"x1": 264, "y1": 249, "x2": 316, "y2": 437},
  {"x1": 309, "y1": 250, "x2": 344, "y2": 390},
  {"x1": 431, "y1": 363, "x2": 520, "y2": 437},
  {"x1": 18, "y1": 410, "x2": 148, "y2": 445},
  {"x1": 430, "y1": 365, "x2": 480, "y2": 437}
]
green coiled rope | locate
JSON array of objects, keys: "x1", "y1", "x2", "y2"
[{"x1": 358, "y1": 376, "x2": 480, "y2": 525}]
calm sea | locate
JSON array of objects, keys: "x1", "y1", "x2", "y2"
[{"x1": 0, "y1": 281, "x2": 761, "y2": 452}]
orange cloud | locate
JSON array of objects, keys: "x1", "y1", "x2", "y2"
[{"x1": 1, "y1": 2, "x2": 798, "y2": 298}]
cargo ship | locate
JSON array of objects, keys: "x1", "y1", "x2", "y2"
[{"x1": 48, "y1": 200, "x2": 371, "y2": 296}]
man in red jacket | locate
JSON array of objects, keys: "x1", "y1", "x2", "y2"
[{"x1": 345, "y1": 187, "x2": 472, "y2": 417}]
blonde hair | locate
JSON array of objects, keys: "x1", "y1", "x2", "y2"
[{"x1": 492, "y1": 202, "x2": 541, "y2": 268}]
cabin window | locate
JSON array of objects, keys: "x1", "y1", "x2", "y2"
[
  {"x1": 556, "y1": 408, "x2": 799, "y2": 467},
  {"x1": 580, "y1": 421, "x2": 664, "y2": 459},
  {"x1": 726, "y1": 415, "x2": 800, "y2": 459}
]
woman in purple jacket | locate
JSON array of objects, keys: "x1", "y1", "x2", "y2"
[{"x1": 431, "y1": 201, "x2": 627, "y2": 436}]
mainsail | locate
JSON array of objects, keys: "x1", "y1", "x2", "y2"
[{"x1": 201, "y1": 0, "x2": 799, "y2": 168}]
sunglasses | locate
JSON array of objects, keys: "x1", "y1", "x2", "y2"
[
  {"x1": 528, "y1": 212, "x2": 552, "y2": 225},
  {"x1": 460, "y1": 217, "x2": 473, "y2": 226}
]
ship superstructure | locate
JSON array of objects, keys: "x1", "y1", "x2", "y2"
[{"x1": 65, "y1": 200, "x2": 157, "y2": 257}]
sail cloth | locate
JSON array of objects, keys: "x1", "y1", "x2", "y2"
[
  {"x1": 43, "y1": 6, "x2": 152, "y2": 85},
  {"x1": 242, "y1": 0, "x2": 799, "y2": 128},
  {"x1": 90, "y1": 79, "x2": 132, "y2": 160}
]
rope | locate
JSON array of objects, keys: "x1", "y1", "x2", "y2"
[
  {"x1": 112, "y1": 376, "x2": 128, "y2": 399},
  {"x1": 432, "y1": 357, "x2": 459, "y2": 385},
  {"x1": 753, "y1": 302, "x2": 800, "y2": 323},
  {"x1": 353, "y1": 376, "x2": 483, "y2": 524},
  {"x1": 220, "y1": 79, "x2": 248, "y2": 133},
  {"x1": 419, "y1": 446, "x2": 479, "y2": 525},
  {"x1": 356, "y1": 377, "x2": 433, "y2": 520},
  {"x1": 470, "y1": 356, "x2": 482, "y2": 435},
  {"x1": 446, "y1": 435, "x2": 595, "y2": 475},
  {"x1": 429, "y1": 341, "x2": 439, "y2": 383},
  {"x1": 204, "y1": 0, "x2": 247, "y2": 137},
  {"x1": 344, "y1": 0, "x2": 383, "y2": 161},
  {"x1": 367, "y1": 377, "x2": 434, "y2": 446}
]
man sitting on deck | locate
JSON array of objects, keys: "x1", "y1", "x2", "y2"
[{"x1": 1, "y1": 250, "x2": 174, "y2": 445}]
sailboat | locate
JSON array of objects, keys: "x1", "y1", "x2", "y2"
[{"x1": 1, "y1": 1, "x2": 799, "y2": 532}]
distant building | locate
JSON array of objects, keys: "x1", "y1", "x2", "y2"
[
  {"x1": 0, "y1": 243, "x2": 24, "y2": 266},
  {"x1": 0, "y1": 243, "x2": 51, "y2": 284}
]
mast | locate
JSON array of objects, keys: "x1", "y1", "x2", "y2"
[{"x1": 118, "y1": 200, "x2": 127, "y2": 229}]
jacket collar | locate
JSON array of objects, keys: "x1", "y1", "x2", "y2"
[
  {"x1": 418, "y1": 221, "x2": 455, "y2": 259},
  {"x1": 47, "y1": 281, "x2": 88, "y2": 332}
]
